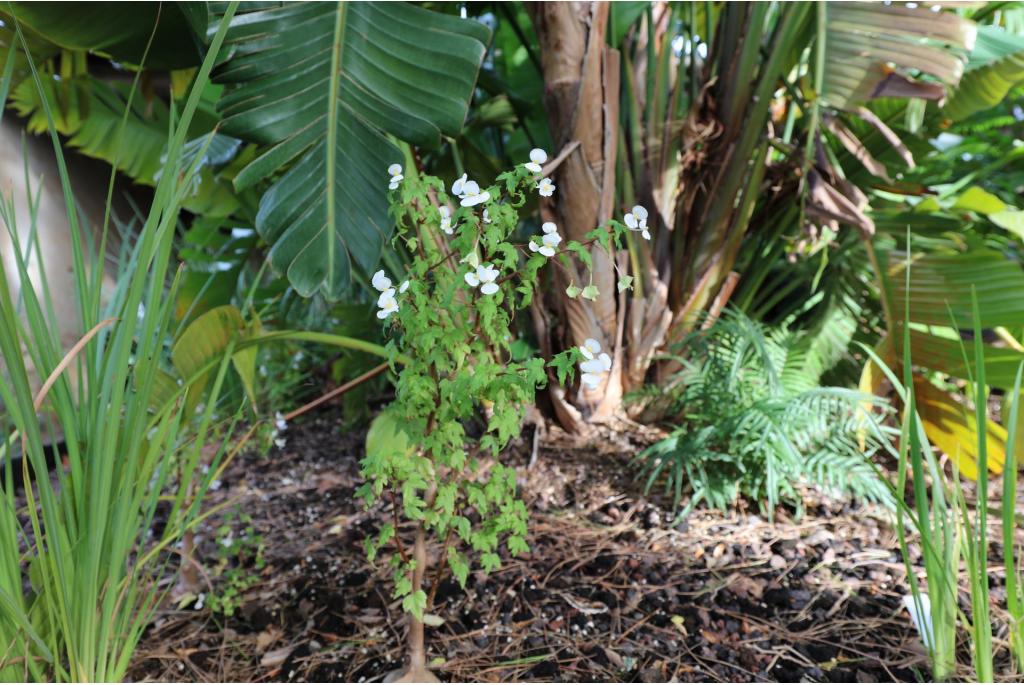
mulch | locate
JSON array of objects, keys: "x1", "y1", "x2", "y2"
[{"x1": 127, "y1": 408, "x2": 1009, "y2": 682}]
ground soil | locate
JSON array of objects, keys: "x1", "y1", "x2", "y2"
[{"x1": 127, "y1": 408, "x2": 1010, "y2": 683}]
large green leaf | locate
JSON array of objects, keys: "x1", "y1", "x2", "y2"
[
  {"x1": 212, "y1": 2, "x2": 489, "y2": 299},
  {"x1": 882, "y1": 249, "x2": 1024, "y2": 329},
  {"x1": 2, "y1": 2, "x2": 207, "y2": 69},
  {"x1": 822, "y1": 2, "x2": 975, "y2": 110},
  {"x1": 944, "y1": 24, "x2": 1024, "y2": 122},
  {"x1": 9, "y1": 75, "x2": 241, "y2": 217}
]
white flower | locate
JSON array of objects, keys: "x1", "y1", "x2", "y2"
[
  {"x1": 460, "y1": 180, "x2": 491, "y2": 207},
  {"x1": 388, "y1": 163, "x2": 403, "y2": 190},
  {"x1": 452, "y1": 173, "x2": 468, "y2": 197},
  {"x1": 529, "y1": 222, "x2": 562, "y2": 257},
  {"x1": 377, "y1": 288, "x2": 398, "y2": 319},
  {"x1": 274, "y1": 411, "x2": 287, "y2": 432},
  {"x1": 625, "y1": 205, "x2": 651, "y2": 240},
  {"x1": 274, "y1": 436, "x2": 287, "y2": 449},
  {"x1": 464, "y1": 263, "x2": 500, "y2": 295},
  {"x1": 524, "y1": 148, "x2": 547, "y2": 174},
  {"x1": 537, "y1": 177, "x2": 556, "y2": 197},
  {"x1": 482, "y1": 208, "x2": 491, "y2": 224},
  {"x1": 372, "y1": 269, "x2": 392, "y2": 292},
  {"x1": 577, "y1": 340, "x2": 610, "y2": 391},
  {"x1": 439, "y1": 206, "x2": 454, "y2": 235},
  {"x1": 400, "y1": 280, "x2": 410, "y2": 294},
  {"x1": 580, "y1": 352, "x2": 611, "y2": 375},
  {"x1": 579, "y1": 338, "x2": 602, "y2": 360}
]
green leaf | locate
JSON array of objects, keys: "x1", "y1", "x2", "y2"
[
  {"x1": 609, "y1": 2, "x2": 648, "y2": 46},
  {"x1": 990, "y1": 210, "x2": 1024, "y2": 239},
  {"x1": 882, "y1": 249, "x2": 1024, "y2": 328},
  {"x1": 402, "y1": 590, "x2": 427, "y2": 619},
  {"x1": 481, "y1": 552, "x2": 501, "y2": 573},
  {"x1": 365, "y1": 409, "x2": 413, "y2": 465},
  {"x1": 3, "y1": 2, "x2": 208, "y2": 69},
  {"x1": 945, "y1": 25, "x2": 1024, "y2": 121},
  {"x1": 213, "y1": 2, "x2": 489, "y2": 299},
  {"x1": 581, "y1": 285, "x2": 600, "y2": 301},
  {"x1": 565, "y1": 283, "x2": 581, "y2": 299},
  {"x1": 952, "y1": 186, "x2": 1007, "y2": 214},
  {"x1": 171, "y1": 304, "x2": 256, "y2": 414}
]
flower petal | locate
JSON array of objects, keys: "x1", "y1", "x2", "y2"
[
  {"x1": 452, "y1": 173, "x2": 467, "y2": 197},
  {"x1": 581, "y1": 372, "x2": 602, "y2": 390},
  {"x1": 372, "y1": 270, "x2": 392, "y2": 292},
  {"x1": 524, "y1": 162, "x2": 542, "y2": 174},
  {"x1": 399, "y1": 280, "x2": 410, "y2": 293},
  {"x1": 529, "y1": 240, "x2": 540, "y2": 253},
  {"x1": 624, "y1": 213, "x2": 638, "y2": 229},
  {"x1": 542, "y1": 221, "x2": 557, "y2": 234},
  {"x1": 530, "y1": 148, "x2": 548, "y2": 165},
  {"x1": 632, "y1": 205, "x2": 648, "y2": 221},
  {"x1": 480, "y1": 282, "x2": 499, "y2": 295},
  {"x1": 539, "y1": 246, "x2": 555, "y2": 257},
  {"x1": 388, "y1": 163, "x2": 403, "y2": 177},
  {"x1": 464, "y1": 272, "x2": 480, "y2": 287}
]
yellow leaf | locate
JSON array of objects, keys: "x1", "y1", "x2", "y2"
[{"x1": 913, "y1": 376, "x2": 1006, "y2": 480}]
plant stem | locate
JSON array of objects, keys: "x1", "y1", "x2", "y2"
[{"x1": 407, "y1": 520, "x2": 428, "y2": 672}]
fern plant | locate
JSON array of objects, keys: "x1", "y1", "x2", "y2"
[{"x1": 635, "y1": 310, "x2": 892, "y2": 516}]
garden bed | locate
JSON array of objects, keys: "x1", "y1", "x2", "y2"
[{"x1": 130, "y1": 409, "x2": 931, "y2": 683}]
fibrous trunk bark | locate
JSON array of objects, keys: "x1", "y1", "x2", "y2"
[{"x1": 527, "y1": 1, "x2": 625, "y2": 426}]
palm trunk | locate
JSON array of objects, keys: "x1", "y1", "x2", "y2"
[{"x1": 528, "y1": 1, "x2": 624, "y2": 422}]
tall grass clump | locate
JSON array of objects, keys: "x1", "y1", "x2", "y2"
[
  {"x1": 869, "y1": 260, "x2": 1023, "y2": 680},
  {"x1": 0, "y1": 5, "x2": 240, "y2": 680}
]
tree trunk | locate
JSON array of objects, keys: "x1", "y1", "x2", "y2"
[{"x1": 528, "y1": 1, "x2": 625, "y2": 424}]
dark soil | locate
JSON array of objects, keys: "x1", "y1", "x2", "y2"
[{"x1": 129, "y1": 409, "x2": 943, "y2": 682}]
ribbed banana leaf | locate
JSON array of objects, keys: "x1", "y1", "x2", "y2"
[
  {"x1": 903, "y1": 328, "x2": 1024, "y2": 390},
  {"x1": 9, "y1": 76, "x2": 240, "y2": 217},
  {"x1": 212, "y1": 2, "x2": 489, "y2": 299},
  {"x1": 945, "y1": 24, "x2": 1024, "y2": 122},
  {"x1": 881, "y1": 249, "x2": 1024, "y2": 329},
  {"x1": 822, "y1": 2, "x2": 975, "y2": 110},
  {"x1": 1, "y1": 2, "x2": 207, "y2": 69}
]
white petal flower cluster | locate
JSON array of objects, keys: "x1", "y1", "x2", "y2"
[
  {"x1": 372, "y1": 269, "x2": 409, "y2": 320},
  {"x1": 439, "y1": 205, "x2": 455, "y2": 235},
  {"x1": 464, "y1": 263, "x2": 500, "y2": 296},
  {"x1": 579, "y1": 337, "x2": 611, "y2": 391},
  {"x1": 452, "y1": 173, "x2": 491, "y2": 207},
  {"x1": 624, "y1": 205, "x2": 650, "y2": 240},
  {"x1": 524, "y1": 148, "x2": 547, "y2": 174},
  {"x1": 388, "y1": 163, "x2": 404, "y2": 190},
  {"x1": 528, "y1": 221, "x2": 562, "y2": 258},
  {"x1": 537, "y1": 177, "x2": 556, "y2": 197}
]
